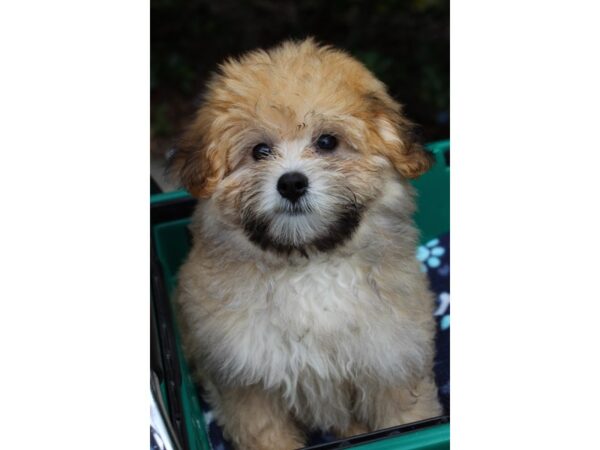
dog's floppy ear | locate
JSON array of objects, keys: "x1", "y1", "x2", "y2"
[
  {"x1": 167, "y1": 108, "x2": 227, "y2": 198},
  {"x1": 366, "y1": 92, "x2": 434, "y2": 179}
]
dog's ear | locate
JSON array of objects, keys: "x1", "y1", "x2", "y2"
[
  {"x1": 167, "y1": 109, "x2": 227, "y2": 198},
  {"x1": 366, "y1": 93, "x2": 434, "y2": 179}
]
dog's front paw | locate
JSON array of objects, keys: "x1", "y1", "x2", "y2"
[
  {"x1": 333, "y1": 421, "x2": 370, "y2": 439},
  {"x1": 373, "y1": 377, "x2": 442, "y2": 429}
]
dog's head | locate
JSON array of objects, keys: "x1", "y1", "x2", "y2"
[{"x1": 170, "y1": 39, "x2": 433, "y2": 254}]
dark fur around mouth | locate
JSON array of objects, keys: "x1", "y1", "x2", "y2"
[{"x1": 242, "y1": 205, "x2": 363, "y2": 256}]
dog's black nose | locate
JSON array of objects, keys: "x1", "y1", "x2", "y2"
[{"x1": 277, "y1": 171, "x2": 309, "y2": 203}]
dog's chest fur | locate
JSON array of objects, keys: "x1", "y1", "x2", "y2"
[
  {"x1": 183, "y1": 248, "x2": 429, "y2": 428},
  {"x1": 270, "y1": 257, "x2": 372, "y2": 337}
]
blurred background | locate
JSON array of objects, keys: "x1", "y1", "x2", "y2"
[{"x1": 151, "y1": 0, "x2": 449, "y2": 191}]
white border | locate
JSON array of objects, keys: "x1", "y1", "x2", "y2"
[
  {"x1": 1, "y1": 1, "x2": 149, "y2": 448},
  {"x1": 452, "y1": 1, "x2": 600, "y2": 448}
]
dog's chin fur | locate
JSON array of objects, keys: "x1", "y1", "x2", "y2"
[
  {"x1": 242, "y1": 205, "x2": 362, "y2": 255},
  {"x1": 173, "y1": 39, "x2": 442, "y2": 450}
]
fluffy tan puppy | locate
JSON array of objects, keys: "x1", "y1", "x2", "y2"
[{"x1": 172, "y1": 39, "x2": 442, "y2": 450}]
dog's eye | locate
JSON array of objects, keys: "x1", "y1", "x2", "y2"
[
  {"x1": 252, "y1": 143, "x2": 272, "y2": 160},
  {"x1": 316, "y1": 134, "x2": 338, "y2": 151}
]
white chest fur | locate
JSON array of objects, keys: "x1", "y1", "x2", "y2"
[{"x1": 191, "y1": 253, "x2": 429, "y2": 411}]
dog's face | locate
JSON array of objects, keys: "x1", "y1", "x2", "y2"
[{"x1": 171, "y1": 39, "x2": 432, "y2": 254}]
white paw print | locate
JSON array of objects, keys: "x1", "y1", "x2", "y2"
[{"x1": 434, "y1": 292, "x2": 450, "y2": 330}]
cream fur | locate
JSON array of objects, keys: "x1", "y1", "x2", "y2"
[{"x1": 173, "y1": 39, "x2": 441, "y2": 450}]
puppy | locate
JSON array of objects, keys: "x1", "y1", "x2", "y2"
[{"x1": 172, "y1": 39, "x2": 442, "y2": 450}]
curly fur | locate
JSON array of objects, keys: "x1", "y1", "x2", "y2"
[{"x1": 173, "y1": 39, "x2": 441, "y2": 450}]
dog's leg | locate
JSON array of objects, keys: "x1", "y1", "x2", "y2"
[
  {"x1": 214, "y1": 385, "x2": 305, "y2": 450},
  {"x1": 365, "y1": 376, "x2": 442, "y2": 430}
]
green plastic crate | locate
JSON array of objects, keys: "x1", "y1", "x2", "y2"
[
  {"x1": 151, "y1": 140, "x2": 450, "y2": 450},
  {"x1": 412, "y1": 140, "x2": 450, "y2": 243}
]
